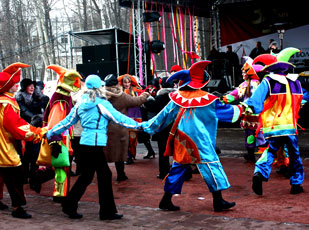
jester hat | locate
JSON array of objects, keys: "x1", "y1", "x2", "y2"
[
  {"x1": 47, "y1": 65, "x2": 82, "y2": 96},
  {"x1": 167, "y1": 60, "x2": 211, "y2": 89},
  {"x1": 0, "y1": 62, "x2": 30, "y2": 93},
  {"x1": 242, "y1": 57, "x2": 263, "y2": 80},
  {"x1": 252, "y1": 47, "x2": 300, "y2": 74}
]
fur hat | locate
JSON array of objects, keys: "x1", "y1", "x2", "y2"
[
  {"x1": 20, "y1": 78, "x2": 36, "y2": 92},
  {"x1": 0, "y1": 62, "x2": 30, "y2": 93}
]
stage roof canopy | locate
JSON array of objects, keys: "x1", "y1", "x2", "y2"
[{"x1": 70, "y1": 27, "x2": 133, "y2": 46}]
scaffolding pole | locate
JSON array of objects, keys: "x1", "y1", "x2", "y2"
[{"x1": 132, "y1": 0, "x2": 147, "y2": 86}]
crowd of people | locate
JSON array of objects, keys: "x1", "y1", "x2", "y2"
[{"x1": 0, "y1": 45, "x2": 307, "y2": 221}]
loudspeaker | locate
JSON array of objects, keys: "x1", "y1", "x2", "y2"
[
  {"x1": 205, "y1": 79, "x2": 230, "y2": 93},
  {"x1": 82, "y1": 45, "x2": 115, "y2": 63},
  {"x1": 77, "y1": 61, "x2": 135, "y2": 80}
]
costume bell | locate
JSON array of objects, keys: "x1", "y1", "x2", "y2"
[
  {"x1": 141, "y1": 61, "x2": 242, "y2": 212},
  {"x1": 242, "y1": 48, "x2": 304, "y2": 195}
]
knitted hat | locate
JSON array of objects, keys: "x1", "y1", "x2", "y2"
[
  {"x1": 104, "y1": 74, "x2": 118, "y2": 87},
  {"x1": 170, "y1": 65, "x2": 182, "y2": 73},
  {"x1": 167, "y1": 61, "x2": 211, "y2": 89},
  {"x1": 85, "y1": 74, "x2": 105, "y2": 89},
  {"x1": 20, "y1": 78, "x2": 36, "y2": 92},
  {"x1": 0, "y1": 62, "x2": 30, "y2": 93}
]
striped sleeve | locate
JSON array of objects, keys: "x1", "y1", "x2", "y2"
[{"x1": 97, "y1": 103, "x2": 138, "y2": 129}]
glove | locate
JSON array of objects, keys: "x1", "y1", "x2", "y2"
[
  {"x1": 46, "y1": 130, "x2": 53, "y2": 140},
  {"x1": 244, "y1": 106, "x2": 253, "y2": 115},
  {"x1": 146, "y1": 95, "x2": 155, "y2": 101},
  {"x1": 50, "y1": 142, "x2": 61, "y2": 158}
]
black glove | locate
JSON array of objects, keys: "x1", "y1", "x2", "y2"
[{"x1": 50, "y1": 142, "x2": 61, "y2": 158}]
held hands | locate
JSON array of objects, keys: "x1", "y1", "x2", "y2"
[
  {"x1": 240, "y1": 102, "x2": 253, "y2": 115},
  {"x1": 50, "y1": 142, "x2": 61, "y2": 158},
  {"x1": 219, "y1": 96, "x2": 229, "y2": 104}
]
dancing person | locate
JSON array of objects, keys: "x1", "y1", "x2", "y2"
[
  {"x1": 118, "y1": 74, "x2": 144, "y2": 164},
  {"x1": 242, "y1": 48, "x2": 304, "y2": 195},
  {"x1": 103, "y1": 74, "x2": 149, "y2": 181},
  {"x1": 221, "y1": 57, "x2": 265, "y2": 162},
  {"x1": 46, "y1": 74, "x2": 141, "y2": 220},
  {"x1": 0, "y1": 63, "x2": 46, "y2": 218},
  {"x1": 140, "y1": 61, "x2": 242, "y2": 212},
  {"x1": 40, "y1": 65, "x2": 82, "y2": 203}
]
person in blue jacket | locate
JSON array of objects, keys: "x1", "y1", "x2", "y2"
[
  {"x1": 46, "y1": 74, "x2": 141, "y2": 220},
  {"x1": 140, "y1": 61, "x2": 242, "y2": 212}
]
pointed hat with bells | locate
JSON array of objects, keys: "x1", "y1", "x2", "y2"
[
  {"x1": 167, "y1": 60, "x2": 212, "y2": 89},
  {"x1": 0, "y1": 62, "x2": 30, "y2": 93},
  {"x1": 47, "y1": 65, "x2": 82, "y2": 96}
]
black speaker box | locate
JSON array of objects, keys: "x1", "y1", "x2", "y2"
[
  {"x1": 77, "y1": 61, "x2": 135, "y2": 80},
  {"x1": 82, "y1": 45, "x2": 115, "y2": 63}
]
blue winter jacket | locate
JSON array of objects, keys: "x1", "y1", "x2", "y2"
[{"x1": 50, "y1": 93, "x2": 139, "y2": 146}]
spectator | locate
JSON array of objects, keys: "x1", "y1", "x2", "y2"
[
  {"x1": 15, "y1": 79, "x2": 48, "y2": 190},
  {"x1": 249, "y1": 41, "x2": 266, "y2": 59},
  {"x1": 268, "y1": 41, "x2": 280, "y2": 54}
]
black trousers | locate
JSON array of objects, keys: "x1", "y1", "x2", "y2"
[
  {"x1": 157, "y1": 137, "x2": 170, "y2": 177},
  {"x1": 0, "y1": 166, "x2": 26, "y2": 207},
  {"x1": 22, "y1": 142, "x2": 40, "y2": 182},
  {"x1": 65, "y1": 145, "x2": 117, "y2": 215}
]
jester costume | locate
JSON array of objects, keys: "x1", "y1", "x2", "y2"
[
  {"x1": 0, "y1": 63, "x2": 46, "y2": 218},
  {"x1": 42, "y1": 65, "x2": 82, "y2": 201},
  {"x1": 222, "y1": 58, "x2": 265, "y2": 161},
  {"x1": 118, "y1": 74, "x2": 143, "y2": 163},
  {"x1": 243, "y1": 48, "x2": 304, "y2": 195},
  {"x1": 141, "y1": 61, "x2": 241, "y2": 212}
]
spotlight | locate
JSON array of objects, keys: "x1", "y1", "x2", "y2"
[{"x1": 143, "y1": 12, "x2": 161, "y2": 22}]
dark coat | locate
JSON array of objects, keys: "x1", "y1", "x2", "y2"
[
  {"x1": 143, "y1": 88, "x2": 175, "y2": 142},
  {"x1": 15, "y1": 87, "x2": 49, "y2": 126},
  {"x1": 103, "y1": 86, "x2": 148, "y2": 162}
]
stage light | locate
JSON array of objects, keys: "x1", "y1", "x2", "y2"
[{"x1": 143, "y1": 12, "x2": 161, "y2": 22}]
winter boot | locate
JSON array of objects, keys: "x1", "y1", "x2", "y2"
[
  {"x1": 212, "y1": 191, "x2": 236, "y2": 212},
  {"x1": 159, "y1": 192, "x2": 180, "y2": 211},
  {"x1": 12, "y1": 207, "x2": 32, "y2": 219},
  {"x1": 252, "y1": 172, "x2": 265, "y2": 195},
  {"x1": 290, "y1": 185, "x2": 304, "y2": 194},
  {"x1": 244, "y1": 148, "x2": 256, "y2": 162}
]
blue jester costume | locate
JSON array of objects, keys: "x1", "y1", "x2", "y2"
[
  {"x1": 242, "y1": 48, "x2": 305, "y2": 195},
  {"x1": 141, "y1": 61, "x2": 242, "y2": 212}
]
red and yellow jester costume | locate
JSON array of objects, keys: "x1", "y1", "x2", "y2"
[{"x1": 0, "y1": 63, "x2": 46, "y2": 218}]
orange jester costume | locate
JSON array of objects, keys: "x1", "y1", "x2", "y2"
[
  {"x1": 41, "y1": 65, "x2": 82, "y2": 202},
  {"x1": 0, "y1": 63, "x2": 46, "y2": 218}
]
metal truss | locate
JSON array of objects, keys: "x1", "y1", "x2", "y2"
[{"x1": 132, "y1": 0, "x2": 148, "y2": 85}]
